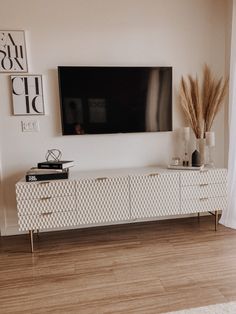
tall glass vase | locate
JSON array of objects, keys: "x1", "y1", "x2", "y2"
[
  {"x1": 196, "y1": 138, "x2": 206, "y2": 166},
  {"x1": 205, "y1": 131, "x2": 215, "y2": 168}
]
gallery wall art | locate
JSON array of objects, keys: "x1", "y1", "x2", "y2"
[
  {"x1": 0, "y1": 30, "x2": 28, "y2": 73},
  {"x1": 11, "y1": 75, "x2": 44, "y2": 115}
]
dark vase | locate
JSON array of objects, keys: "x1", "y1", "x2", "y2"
[{"x1": 192, "y1": 150, "x2": 201, "y2": 167}]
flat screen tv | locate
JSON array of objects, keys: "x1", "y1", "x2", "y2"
[{"x1": 58, "y1": 66, "x2": 172, "y2": 135}]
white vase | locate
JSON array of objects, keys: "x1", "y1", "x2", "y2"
[{"x1": 196, "y1": 138, "x2": 206, "y2": 165}]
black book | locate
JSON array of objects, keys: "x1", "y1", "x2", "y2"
[
  {"x1": 25, "y1": 170, "x2": 69, "y2": 182},
  {"x1": 37, "y1": 160, "x2": 74, "y2": 170}
]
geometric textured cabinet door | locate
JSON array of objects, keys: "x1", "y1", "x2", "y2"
[
  {"x1": 180, "y1": 169, "x2": 227, "y2": 214},
  {"x1": 180, "y1": 168, "x2": 227, "y2": 186},
  {"x1": 16, "y1": 180, "x2": 75, "y2": 201},
  {"x1": 75, "y1": 176, "x2": 130, "y2": 224},
  {"x1": 181, "y1": 196, "x2": 227, "y2": 215},
  {"x1": 16, "y1": 180, "x2": 76, "y2": 231},
  {"x1": 130, "y1": 172, "x2": 180, "y2": 219},
  {"x1": 18, "y1": 211, "x2": 78, "y2": 231}
]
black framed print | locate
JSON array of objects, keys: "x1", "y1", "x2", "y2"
[
  {"x1": 11, "y1": 75, "x2": 45, "y2": 115},
  {"x1": 0, "y1": 30, "x2": 28, "y2": 73}
]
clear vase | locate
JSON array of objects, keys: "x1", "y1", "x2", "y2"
[
  {"x1": 205, "y1": 131, "x2": 215, "y2": 168},
  {"x1": 196, "y1": 138, "x2": 206, "y2": 166}
]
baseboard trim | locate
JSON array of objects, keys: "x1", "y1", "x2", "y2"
[{"x1": 1, "y1": 225, "x2": 26, "y2": 236}]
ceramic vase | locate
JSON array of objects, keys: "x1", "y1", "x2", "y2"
[{"x1": 196, "y1": 138, "x2": 206, "y2": 165}]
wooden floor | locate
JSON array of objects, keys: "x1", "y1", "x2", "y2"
[{"x1": 1, "y1": 216, "x2": 236, "y2": 314}]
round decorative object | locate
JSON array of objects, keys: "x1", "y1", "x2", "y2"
[{"x1": 45, "y1": 149, "x2": 62, "y2": 162}]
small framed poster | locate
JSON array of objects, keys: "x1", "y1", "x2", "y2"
[
  {"x1": 11, "y1": 75, "x2": 45, "y2": 115},
  {"x1": 0, "y1": 30, "x2": 28, "y2": 73}
]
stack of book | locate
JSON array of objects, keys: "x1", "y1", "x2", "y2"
[{"x1": 25, "y1": 160, "x2": 74, "y2": 182}]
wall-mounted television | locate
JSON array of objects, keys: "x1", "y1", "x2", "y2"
[{"x1": 58, "y1": 66, "x2": 172, "y2": 135}]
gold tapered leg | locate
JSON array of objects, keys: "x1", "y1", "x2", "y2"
[
  {"x1": 197, "y1": 212, "x2": 200, "y2": 222},
  {"x1": 29, "y1": 230, "x2": 34, "y2": 253},
  {"x1": 215, "y1": 210, "x2": 219, "y2": 231}
]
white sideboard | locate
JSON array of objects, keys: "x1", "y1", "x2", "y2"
[{"x1": 15, "y1": 167, "x2": 227, "y2": 252}]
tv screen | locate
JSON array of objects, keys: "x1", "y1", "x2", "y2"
[{"x1": 58, "y1": 66, "x2": 172, "y2": 135}]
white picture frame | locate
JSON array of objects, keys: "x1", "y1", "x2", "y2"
[
  {"x1": 11, "y1": 75, "x2": 45, "y2": 115},
  {"x1": 0, "y1": 30, "x2": 28, "y2": 73}
]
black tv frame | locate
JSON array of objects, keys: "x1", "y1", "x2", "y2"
[{"x1": 58, "y1": 66, "x2": 173, "y2": 135}]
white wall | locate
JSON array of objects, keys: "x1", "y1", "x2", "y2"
[{"x1": 0, "y1": 0, "x2": 229, "y2": 235}]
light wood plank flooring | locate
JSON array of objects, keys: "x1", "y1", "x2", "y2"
[{"x1": 1, "y1": 216, "x2": 236, "y2": 314}]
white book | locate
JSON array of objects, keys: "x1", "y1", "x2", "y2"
[{"x1": 26, "y1": 167, "x2": 64, "y2": 175}]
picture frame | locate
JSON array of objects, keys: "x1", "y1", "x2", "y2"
[
  {"x1": 11, "y1": 74, "x2": 45, "y2": 115},
  {"x1": 0, "y1": 30, "x2": 28, "y2": 73}
]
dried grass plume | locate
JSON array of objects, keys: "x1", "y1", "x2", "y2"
[{"x1": 179, "y1": 65, "x2": 228, "y2": 138}]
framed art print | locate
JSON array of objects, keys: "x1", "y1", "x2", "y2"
[
  {"x1": 0, "y1": 30, "x2": 28, "y2": 72},
  {"x1": 11, "y1": 75, "x2": 45, "y2": 115}
]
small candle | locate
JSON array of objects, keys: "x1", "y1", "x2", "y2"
[
  {"x1": 183, "y1": 127, "x2": 190, "y2": 141},
  {"x1": 206, "y1": 131, "x2": 215, "y2": 147}
]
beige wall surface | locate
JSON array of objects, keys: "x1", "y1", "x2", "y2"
[{"x1": 0, "y1": 0, "x2": 229, "y2": 235}]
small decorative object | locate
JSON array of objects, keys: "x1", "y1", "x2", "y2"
[
  {"x1": 192, "y1": 149, "x2": 201, "y2": 167},
  {"x1": 11, "y1": 75, "x2": 44, "y2": 115},
  {"x1": 183, "y1": 127, "x2": 190, "y2": 166},
  {"x1": 171, "y1": 157, "x2": 181, "y2": 166},
  {"x1": 179, "y1": 64, "x2": 228, "y2": 165},
  {"x1": 45, "y1": 149, "x2": 62, "y2": 162},
  {"x1": 205, "y1": 131, "x2": 215, "y2": 167},
  {"x1": 0, "y1": 30, "x2": 28, "y2": 72}
]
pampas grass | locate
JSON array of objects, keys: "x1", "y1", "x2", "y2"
[
  {"x1": 202, "y1": 65, "x2": 228, "y2": 132},
  {"x1": 179, "y1": 65, "x2": 228, "y2": 138},
  {"x1": 179, "y1": 75, "x2": 203, "y2": 138}
]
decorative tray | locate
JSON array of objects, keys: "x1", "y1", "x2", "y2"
[{"x1": 167, "y1": 165, "x2": 204, "y2": 171}]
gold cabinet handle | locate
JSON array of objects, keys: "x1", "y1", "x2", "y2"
[
  {"x1": 95, "y1": 177, "x2": 108, "y2": 181},
  {"x1": 200, "y1": 197, "x2": 209, "y2": 201},
  {"x1": 41, "y1": 211, "x2": 53, "y2": 217},
  {"x1": 40, "y1": 196, "x2": 52, "y2": 201},
  {"x1": 38, "y1": 181, "x2": 50, "y2": 185},
  {"x1": 199, "y1": 183, "x2": 209, "y2": 187},
  {"x1": 148, "y1": 173, "x2": 159, "y2": 177}
]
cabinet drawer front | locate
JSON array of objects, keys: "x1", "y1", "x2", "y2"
[
  {"x1": 181, "y1": 196, "x2": 227, "y2": 214},
  {"x1": 76, "y1": 176, "x2": 130, "y2": 224},
  {"x1": 16, "y1": 180, "x2": 75, "y2": 200},
  {"x1": 181, "y1": 169, "x2": 227, "y2": 186},
  {"x1": 130, "y1": 173, "x2": 180, "y2": 218},
  {"x1": 18, "y1": 211, "x2": 79, "y2": 231},
  {"x1": 17, "y1": 195, "x2": 76, "y2": 215},
  {"x1": 181, "y1": 183, "x2": 227, "y2": 200}
]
